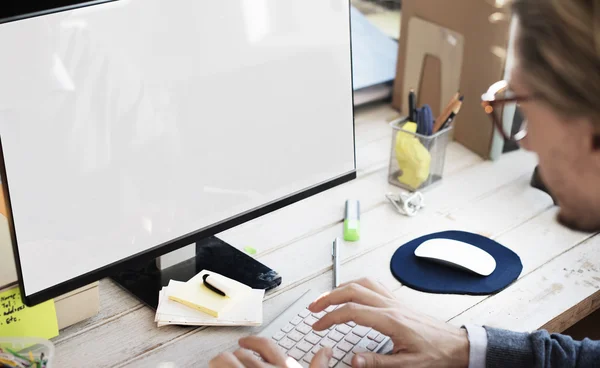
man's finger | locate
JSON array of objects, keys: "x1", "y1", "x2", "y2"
[
  {"x1": 312, "y1": 303, "x2": 391, "y2": 333},
  {"x1": 233, "y1": 349, "x2": 266, "y2": 368},
  {"x1": 337, "y1": 278, "x2": 394, "y2": 299},
  {"x1": 308, "y1": 283, "x2": 390, "y2": 313},
  {"x1": 208, "y1": 352, "x2": 245, "y2": 368},
  {"x1": 238, "y1": 336, "x2": 287, "y2": 366},
  {"x1": 309, "y1": 347, "x2": 333, "y2": 368},
  {"x1": 353, "y1": 352, "x2": 401, "y2": 368}
]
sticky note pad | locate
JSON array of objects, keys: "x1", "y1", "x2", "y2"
[
  {"x1": 169, "y1": 270, "x2": 251, "y2": 317},
  {"x1": 0, "y1": 286, "x2": 59, "y2": 339}
]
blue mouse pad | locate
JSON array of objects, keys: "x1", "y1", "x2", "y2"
[{"x1": 390, "y1": 231, "x2": 523, "y2": 295}]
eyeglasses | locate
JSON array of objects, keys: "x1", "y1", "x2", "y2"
[{"x1": 481, "y1": 80, "x2": 535, "y2": 142}]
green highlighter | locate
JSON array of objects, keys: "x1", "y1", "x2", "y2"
[{"x1": 343, "y1": 199, "x2": 360, "y2": 241}]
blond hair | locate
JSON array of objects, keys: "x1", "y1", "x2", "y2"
[{"x1": 512, "y1": 0, "x2": 600, "y2": 119}]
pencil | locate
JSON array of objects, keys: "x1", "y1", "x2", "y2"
[
  {"x1": 433, "y1": 92, "x2": 460, "y2": 133},
  {"x1": 439, "y1": 96, "x2": 464, "y2": 131}
]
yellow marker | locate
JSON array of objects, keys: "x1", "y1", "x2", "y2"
[
  {"x1": 394, "y1": 122, "x2": 431, "y2": 189},
  {"x1": 0, "y1": 286, "x2": 58, "y2": 339}
]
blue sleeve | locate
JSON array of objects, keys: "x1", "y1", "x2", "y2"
[{"x1": 485, "y1": 326, "x2": 600, "y2": 367}]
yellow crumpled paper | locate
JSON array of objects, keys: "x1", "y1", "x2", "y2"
[{"x1": 394, "y1": 122, "x2": 431, "y2": 189}]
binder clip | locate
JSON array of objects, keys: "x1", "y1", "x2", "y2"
[{"x1": 385, "y1": 191, "x2": 425, "y2": 217}]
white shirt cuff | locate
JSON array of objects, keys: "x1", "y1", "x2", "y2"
[{"x1": 463, "y1": 324, "x2": 488, "y2": 368}]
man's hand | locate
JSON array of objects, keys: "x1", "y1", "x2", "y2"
[
  {"x1": 308, "y1": 278, "x2": 470, "y2": 368},
  {"x1": 209, "y1": 336, "x2": 332, "y2": 367}
]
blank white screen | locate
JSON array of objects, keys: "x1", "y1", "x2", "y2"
[{"x1": 0, "y1": 0, "x2": 355, "y2": 297}]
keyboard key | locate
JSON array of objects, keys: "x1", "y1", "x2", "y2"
[
  {"x1": 304, "y1": 316, "x2": 318, "y2": 327},
  {"x1": 288, "y1": 348, "x2": 305, "y2": 360},
  {"x1": 279, "y1": 337, "x2": 295, "y2": 350},
  {"x1": 282, "y1": 324, "x2": 294, "y2": 333},
  {"x1": 335, "y1": 324, "x2": 352, "y2": 335},
  {"x1": 342, "y1": 353, "x2": 354, "y2": 365},
  {"x1": 314, "y1": 329, "x2": 329, "y2": 337},
  {"x1": 332, "y1": 348, "x2": 346, "y2": 360},
  {"x1": 278, "y1": 345, "x2": 288, "y2": 355},
  {"x1": 367, "y1": 331, "x2": 378, "y2": 340},
  {"x1": 300, "y1": 361, "x2": 310, "y2": 368},
  {"x1": 296, "y1": 323, "x2": 312, "y2": 335},
  {"x1": 375, "y1": 334, "x2": 385, "y2": 343},
  {"x1": 291, "y1": 316, "x2": 303, "y2": 325},
  {"x1": 288, "y1": 330, "x2": 305, "y2": 342},
  {"x1": 346, "y1": 321, "x2": 357, "y2": 327},
  {"x1": 312, "y1": 311, "x2": 327, "y2": 319},
  {"x1": 367, "y1": 341, "x2": 378, "y2": 351},
  {"x1": 352, "y1": 346, "x2": 368, "y2": 354},
  {"x1": 305, "y1": 333, "x2": 321, "y2": 345},
  {"x1": 328, "y1": 359, "x2": 338, "y2": 368},
  {"x1": 303, "y1": 352, "x2": 315, "y2": 363},
  {"x1": 336, "y1": 341, "x2": 353, "y2": 353},
  {"x1": 345, "y1": 334, "x2": 361, "y2": 345},
  {"x1": 325, "y1": 305, "x2": 337, "y2": 313},
  {"x1": 328, "y1": 330, "x2": 345, "y2": 342},
  {"x1": 320, "y1": 338, "x2": 336, "y2": 348},
  {"x1": 328, "y1": 325, "x2": 336, "y2": 331},
  {"x1": 299, "y1": 309, "x2": 311, "y2": 318},
  {"x1": 352, "y1": 326, "x2": 371, "y2": 337},
  {"x1": 297, "y1": 340, "x2": 314, "y2": 353},
  {"x1": 272, "y1": 331, "x2": 286, "y2": 341},
  {"x1": 336, "y1": 362, "x2": 351, "y2": 368},
  {"x1": 312, "y1": 345, "x2": 321, "y2": 354}
]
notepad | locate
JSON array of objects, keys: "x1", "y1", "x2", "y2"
[
  {"x1": 0, "y1": 286, "x2": 58, "y2": 339},
  {"x1": 155, "y1": 280, "x2": 264, "y2": 327},
  {"x1": 168, "y1": 270, "x2": 252, "y2": 318}
]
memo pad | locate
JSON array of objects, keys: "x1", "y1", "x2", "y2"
[{"x1": 390, "y1": 231, "x2": 522, "y2": 295}]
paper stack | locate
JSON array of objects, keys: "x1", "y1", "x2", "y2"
[{"x1": 155, "y1": 270, "x2": 264, "y2": 327}]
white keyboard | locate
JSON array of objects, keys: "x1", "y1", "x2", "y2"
[{"x1": 258, "y1": 291, "x2": 390, "y2": 367}]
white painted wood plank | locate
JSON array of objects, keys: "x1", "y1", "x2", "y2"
[{"x1": 450, "y1": 234, "x2": 600, "y2": 332}]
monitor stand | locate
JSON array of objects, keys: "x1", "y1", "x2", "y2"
[{"x1": 111, "y1": 236, "x2": 281, "y2": 309}]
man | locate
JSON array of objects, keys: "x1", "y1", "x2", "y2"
[{"x1": 210, "y1": 0, "x2": 600, "y2": 366}]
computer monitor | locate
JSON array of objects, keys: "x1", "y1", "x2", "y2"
[{"x1": 0, "y1": 0, "x2": 356, "y2": 306}]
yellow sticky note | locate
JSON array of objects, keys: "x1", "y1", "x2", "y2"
[{"x1": 0, "y1": 287, "x2": 59, "y2": 339}]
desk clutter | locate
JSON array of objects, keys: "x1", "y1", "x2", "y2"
[
  {"x1": 155, "y1": 270, "x2": 264, "y2": 327},
  {"x1": 0, "y1": 338, "x2": 54, "y2": 368},
  {"x1": 388, "y1": 90, "x2": 463, "y2": 191}
]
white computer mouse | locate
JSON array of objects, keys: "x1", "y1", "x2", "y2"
[{"x1": 414, "y1": 238, "x2": 496, "y2": 276}]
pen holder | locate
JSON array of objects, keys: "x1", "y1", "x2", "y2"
[{"x1": 388, "y1": 118, "x2": 453, "y2": 191}]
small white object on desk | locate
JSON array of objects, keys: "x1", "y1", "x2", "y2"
[
  {"x1": 414, "y1": 238, "x2": 497, "y2": 276},
  {"x1": 386, "y1": 191, "x2": 425, "y2": 217}
]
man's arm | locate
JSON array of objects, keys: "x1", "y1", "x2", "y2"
[{"x1": 484, "y1": 326, "x2": 600, "y2": 368}]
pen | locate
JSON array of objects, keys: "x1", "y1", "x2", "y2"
[
  {"x1": 408, "y1": 89, "x2": 416, "y2": 122},
  {"x1": 332, "y1": 237, "x2": 340, "y2": 289}
]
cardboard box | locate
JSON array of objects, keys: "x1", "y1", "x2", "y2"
[{"x1": 392, "y1": 0, "x2": 512, "y2": 159}]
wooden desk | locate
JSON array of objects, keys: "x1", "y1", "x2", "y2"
[{"x1": 52, "y1": 103, "x2": 600, "y2": 367}]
